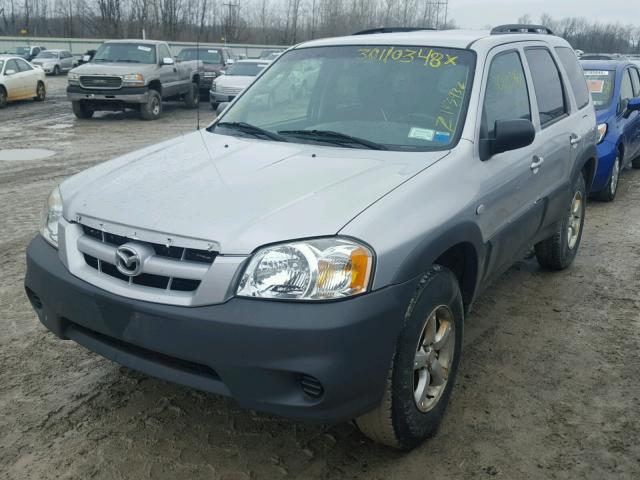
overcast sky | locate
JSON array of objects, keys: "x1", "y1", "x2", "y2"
[{"x1": 448, "y1": 0, "x2": 640, "y2": 29}]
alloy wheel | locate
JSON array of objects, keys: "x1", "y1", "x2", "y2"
[
  {"x1": 567, "y1": 190, "x2": 583, "y2": 250},
  {"x1": 413, "y1": 305, "x2": 455, "y2": 413},
  {"x1": 610, "y1": 157, "x2": 620, "y2": 197}
]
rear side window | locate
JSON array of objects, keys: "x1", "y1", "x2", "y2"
[
  {"x1": 525, "y1": 48, "x2": 567, "y2": 127},
  {"x1": 630, "y1": 68, "x2": 640, "y2": 97},
  {"x1": 620, "y1": 70, "x2": 634, "y2": 111},
  {"x1": 482, "y1": 51, "x2": 531, "y2": 138},
  {"x1": 555, "y1": 47, "x2": 590, "y2": 109}
]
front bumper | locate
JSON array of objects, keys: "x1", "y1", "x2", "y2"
[
  {"x1": 25, "y1": 236, "x2": 414, "y2": 423},
  {"x1": 34, "y1": 64, "x2": 55, "y2": 73},
  {"x1": 591, "y1": 139, "x2": 618, "y2": 193},
  {"x1": 209, "y1": 90, "x2": 238, "y2": 104},
  {"x1": 67, "y1": 85, "x2": 150, "y2": 104}
]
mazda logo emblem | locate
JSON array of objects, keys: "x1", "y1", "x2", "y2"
[{"x1": 115, "y1": 245, "x2": 143, "y2": 276}]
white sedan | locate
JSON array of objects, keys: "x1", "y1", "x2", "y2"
[{"x1": 0, "y1": 56, "x2": 47, "y2": 108}]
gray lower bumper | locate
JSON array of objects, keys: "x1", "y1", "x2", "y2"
[{"x1": 67, "y1": 85, "x2": 150, "y2": 104}]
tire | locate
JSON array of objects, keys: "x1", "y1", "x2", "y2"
[
  {"x1": 632, "y1": 156, "x2": 640, "y2": 169},
  {"x1": 184, "y1": 82, "x2": 199, "y2": 109},
  {"x1": 596, "y1": 153, "x2": 620, "y2": 202},
  {"x1": 34, "y1": 81, "x2": 46, "y2": 102},
  {"x1": 0, "y1": 87, "x2": 7, "y2": 109},
  {"x1": 71, "y1": 101, "x2": 94, "y2": 119},
  {"x1": 211, "y1": 101, "x2": 219, "y2": 111},
  {"x1": 140, "y1": 90, "x2": 162, "y2": 120},
  {"x1": 535, "y1": 174, "x2": 586, "y2": 270},
  {"x1": 355, "y1": 265, "x2": 464, "y2": 450},
  {"x1": 53, "y1": 65, "x2": 60, "y2": 76}
]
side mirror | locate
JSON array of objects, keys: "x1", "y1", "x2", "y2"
[
  {"x1": 480, "y1": 119, "x2": 536, "y2": 161},
  {"x1": 5, "y1": 69, "x2": 16, "y2": 76},
  {"x1": 161, "y1": 57, "x2": 175, "y2": 66},
  {"x1": 623, "y1": 97, "x2": 640, "y2": 118},
  {"x1": 82, "y1": 54, "x2": 90, "y2": 62},
  {"x1": 216, "y1": 102, "x2": 230, "y2": 116}
]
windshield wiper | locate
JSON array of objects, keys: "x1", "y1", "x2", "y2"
[
  {"x1": 115, "y1": 59, "x2": 142, "y2": 63},
  {"x1": 213, "y1": 122, "x2": 289, "y2": 142},
  {"x1": 277, "y1": 130, "x2": 387, "y2": 150}
]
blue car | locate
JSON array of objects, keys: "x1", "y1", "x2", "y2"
[{"x1": 581, "y1": 60, "x2": 640, "y2": 201}]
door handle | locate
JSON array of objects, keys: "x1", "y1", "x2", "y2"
[
  {"x1": 570, "y1": 134, "x2": 581, "y2": 146},
  {"x1": 530, "y1": 155, "x2": 545, "y2": 172}
]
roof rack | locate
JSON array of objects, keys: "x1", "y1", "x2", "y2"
[
  {"x1": 491, "y1": 24, "x2": 554, "y2": 35},
  {"x1": 352, "y1": 27, "x2": 435, "y2": 36}
]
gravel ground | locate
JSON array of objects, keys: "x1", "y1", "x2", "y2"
[{"x1": 1, "y1": 76, "x2": 639, "y2": 480}]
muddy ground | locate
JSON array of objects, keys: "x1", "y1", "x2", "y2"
[{"x1": 1, "y1": 76, "x2": 639, "y2": 480}]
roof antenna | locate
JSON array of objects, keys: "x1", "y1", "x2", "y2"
[{"x1": 196, "y1": 0, "x2": 208, "y2": 130}]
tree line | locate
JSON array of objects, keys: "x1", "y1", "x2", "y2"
[
  {"x1": 0, "y1": 1, "x2": 638, "y2": 55},
  {"x1": 0, "y1": 0, "x2": 453, "y2": 45}
]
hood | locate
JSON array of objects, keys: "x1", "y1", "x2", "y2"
[
  {"x1": 216, "y1": 75, "x2": 255, "y2": 88},
  {"x1": 31, "y1": 58, "x2": 55, "y2": 64},
  {"x1": 61, "y1": 131, "x2": 448, "y2": 254}
]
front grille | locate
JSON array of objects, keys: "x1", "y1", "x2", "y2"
[
  {"x1": 80, "y1": 225, "x2": 216, "y2": 293},
  {"x1": 216, "y1": 86, "x2": 243, "y2": 96},
  {"x1": 80, "y1": 75, "x2": 123, "y2": 89}
]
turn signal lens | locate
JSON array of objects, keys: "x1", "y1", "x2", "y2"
[{"x1": 597, "y1": 123, "x2": 607, "y2": 144}]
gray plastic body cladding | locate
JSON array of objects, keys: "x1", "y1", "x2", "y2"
[{"x1": 25, "y1": 236, "x2": 417, "y2": 423}]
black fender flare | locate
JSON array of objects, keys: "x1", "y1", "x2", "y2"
[
  {"x1": 572, "y1": 143, "x2": 598, "y2": 192},
  {"x1": 390, "y1": 221, "x2": 485, "y2": 308}
]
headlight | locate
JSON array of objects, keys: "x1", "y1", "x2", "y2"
[
  {"x1": 210, "y1": 82, "x2": 217, "y2": 92},
  {"x1": 237, "y1": 238, "x2": 374, "y2": 300},
  {"x1": 122, "y1": 73, "x2": 144, "y2": 86},
  {"x1": 597, "y1": 123, "x2": 607, "y2": 144},
  {"x1": 68, "y1": 72, "x2": 79, "y2": 84},
  {"x1": 39, "y1": 186, "x2": 63, "y2": 248}
]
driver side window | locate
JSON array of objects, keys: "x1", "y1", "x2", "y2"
[
  {"x1": 159, "y1": 45, "x2": 172, "y2": 62},
  {"x1": 482, "y1": 51, "x2": 531, "y2": 138}
]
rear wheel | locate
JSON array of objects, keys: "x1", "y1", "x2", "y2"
[
  {"x1": 34, "y1": 81, "x2": 46, "y2": 102},
  {"x1": 596, "y1": 154, "x2": 620, "y2": 202},
  {"x1": 140, "y1": 90, "x2": 162, "y2": 120},
  {"x1": 71, "y1": 101, "x2": 94, "y2": 119},
  {"x1": 0, "y1": 87, "x2": 7, "y2": 108},
  {"x1": 535, "y1": 174, "x2": 586, "y2": 270},
  {"x1": 184, "y1": 82, "x2": 199, "y2": 109},
  {"x1": 355, "y1": 265, "x2": 463, "y2": 450}
]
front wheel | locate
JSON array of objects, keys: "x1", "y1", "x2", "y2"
[
  {"x1": 53, "y1": 65, "x2": 60, "y2": 76},
  {"x1": 355, "y1": 265, "x2": 464, "y2": 450},
  {"x1": 0, "y1": 87, "x2": 7, "y2": 108},
  {"x1": 34, "y1": 81, "x2": 46, "y2": 102},
  {"x1": 596, "y1": 154, "x2": 620, "y2": 202},
  {"x1": 71, "y1": 101, "x2": 94, "y2": 119},
  {"x1": 140, "y1": 90, "x2": 162, "y2": 120},
  {"x1": 535, "y1": 174, "x2": 586, "y2": 270}
]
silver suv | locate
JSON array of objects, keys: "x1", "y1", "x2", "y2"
[{"x1": 26, "y1": 25, "x2": 597, "y2": 450}]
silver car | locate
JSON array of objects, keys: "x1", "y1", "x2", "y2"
[
  {"x1": 31, "y1": 49, "x2": 75, "y2": 75},
  {"x1": 26, "y1": 25, "x2": 597, "y2": 449}
]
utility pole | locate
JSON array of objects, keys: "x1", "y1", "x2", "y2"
[
  {"x1": 425, "y1": 0, "x2": 448, "y2": 30},
  {"x1": 223, "y1": 2, "x2": 239, "y2": 44}
]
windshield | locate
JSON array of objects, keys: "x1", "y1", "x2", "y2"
[
  {"x1": 226, "y1": 62, "x2": 268, "y2": 76},
  {"x1": 11, "y1": 47, "x2": 29, "y2": 55},
  {"x1": 178, "y1": 48, "x2": 222, "y2": 64},
  {"x1": 584, "y1": 70, "x2": 615, "y2": 110},
  {"x1": 93, "y1": 43, "x2": 157, "y2": 64},
  {"x1": 36, "y1": 51, "x2": 58, "y2": 59},
  {"x1": 214, "y1": 45, "x2": 475, "y2": 151}
]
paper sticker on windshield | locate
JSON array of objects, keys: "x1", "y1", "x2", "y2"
[
  {"x1": 587, "y1": 79, "x2": 605, "y2": 93},
  {"x1": 434, "y1": 132, "x2": 451, "y2": 144},
  {"x1": 358, "y1": 47, "x2": 458, "y2": 68},
  {"x1": 208, "y1": 50, "x2": 217, "y2": 53},
  {"x1": 137, "y1": 46, "x2": 151, "y2": 52},
  {"x1": 408, "y1": 128, "x2": 435, "y2": 141},
  {"x1": 585, "y1": 70, "x2": 609, "y2": 76}
]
